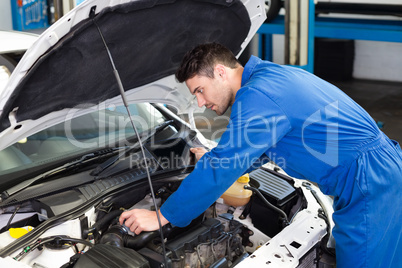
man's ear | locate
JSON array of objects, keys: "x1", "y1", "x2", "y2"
[{"x1": 215, "y1": 64, "x2": 226, "y2": 79}]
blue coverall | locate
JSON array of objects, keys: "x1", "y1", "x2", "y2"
[{"x1": 161, "y1": 56, "x2": 402, "y2": 267}]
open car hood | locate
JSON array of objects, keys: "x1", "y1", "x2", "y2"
[{"x1": 0, "y1": 0, "x2": 266, "y2": 150}]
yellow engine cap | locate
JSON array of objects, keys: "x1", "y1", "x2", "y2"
[
  {"x1": 9, "y1": 226, "x2": 33, "y2": 239},
  {"x1": 237, "y1": 173, "x2": 250, "y2": 183}
]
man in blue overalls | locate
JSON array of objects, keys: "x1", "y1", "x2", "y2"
[{"x1": 120, "y1": 43, "x2": 402, "y2": 267}]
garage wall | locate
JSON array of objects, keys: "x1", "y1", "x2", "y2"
[
  {"x1": 318, "y1": 11, "x2": 402, "y2": 83},
  {"x1": 1, "y1": 1, "x2": 401, "y2": 82},
  {"x1": 270, "y1": 14, "x2": 402, "y2": 83},
  {"x1": 272, "y1": 36, "x2": 402, "y2": 83},
  {"x1": 353, "y1": 40, "x2": 402, "y2": 82},
  {"x1": 0, "y1": 1, "x2": 13, "y2": 31}
]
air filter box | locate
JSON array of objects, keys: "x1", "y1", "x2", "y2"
[{"x1": 249, "y1": 168, "x2": 298, "y2": 237}]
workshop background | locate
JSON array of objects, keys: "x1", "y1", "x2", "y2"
[{"x1": 0, "y1": 0, "x2": 401, "y2": 143}]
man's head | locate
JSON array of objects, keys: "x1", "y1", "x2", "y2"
[{"x1": 175, "y1": 43, "x2": 243, "y2": 115}]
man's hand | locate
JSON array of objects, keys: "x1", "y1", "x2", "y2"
[
  {"x1": 190, "y1": 147, "x2": 208, "y2": 161},
  {"x1": 119, "y1": 209, "x2": 169, "y2": 235}
]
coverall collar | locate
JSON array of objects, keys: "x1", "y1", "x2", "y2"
[{"x1": 241, "y1": 55, "x2": 261, "y2": 87}]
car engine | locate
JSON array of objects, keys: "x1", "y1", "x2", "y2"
[
  {"x1": 0, "y1": 166, "x2": 316, "y2": 268},
  {"x1": 76, "y1": 214, "x2": 249, "y2": 268}
]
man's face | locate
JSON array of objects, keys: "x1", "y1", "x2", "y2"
[{"x1": 186, "y1": 73, "x2": 233, "y2": 116}]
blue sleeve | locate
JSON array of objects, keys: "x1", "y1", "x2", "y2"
[
  {"x1": 242, "y1": 153, "x2": 271, "y2": 174},
  {"x1": 160, "y1": 88, "x2": 292, "y2": 227}
]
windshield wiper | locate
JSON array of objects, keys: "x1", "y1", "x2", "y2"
[
  {"x1": 91, "y1": 120, "x2": 175, "y2": 177},
  {"x1": 0, "y1": 147, "x2": 124, "y2": 201}
]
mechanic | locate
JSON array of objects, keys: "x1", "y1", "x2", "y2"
[{"x1": 120, "y1": 43, "x2": 402, "y2": 267}]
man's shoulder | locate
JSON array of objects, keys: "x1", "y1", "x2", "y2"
[
  {"x1": 235, "y1": 84, "x2": 270, "y2": 101},
  {"x1": 233, "y1": 86, "x2": 286, "y2": 116}
]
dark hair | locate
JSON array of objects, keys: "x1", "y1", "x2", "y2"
[{"x1": 175, "y1": 43, "x2": 241, "y2": 83}]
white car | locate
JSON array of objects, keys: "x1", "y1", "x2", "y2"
[
  {"x1": 0, "y1": 31, "x2": 38, "y2": 93},
  {"x1": 0, "y1": 0, "x2": 335, "y2": 267}
]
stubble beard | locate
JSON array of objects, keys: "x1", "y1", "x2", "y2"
[{"x1": 215, "y1": 91, "x2": 233, "y2": 116}]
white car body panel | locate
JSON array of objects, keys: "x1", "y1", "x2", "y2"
[{"x1": 0, "y1": 31, "x2": 38, "y2": 54}]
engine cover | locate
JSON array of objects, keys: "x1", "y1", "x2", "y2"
[{"x1": 74, "y1": 244, "x2": 149, "y2": 268}]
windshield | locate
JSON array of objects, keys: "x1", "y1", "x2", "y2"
[{"x1": 0, "y1": 103, "x2": 167, "y2": 175}]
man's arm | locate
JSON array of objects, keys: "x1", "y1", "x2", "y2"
[
  {"x1": 120, "y1": 88, "x2": 292, "y2": 232},
  {"x1": 161, "y1": 88, "x2": 292, "y2": 227}
]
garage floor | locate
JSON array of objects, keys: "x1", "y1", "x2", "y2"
[{"x1": 191, "y1": 78, "x2": 402, "y2": 144}]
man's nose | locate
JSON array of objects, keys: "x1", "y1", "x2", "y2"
[{"x1": 197, "y1": 95, "x2": 206, "y2": 108}]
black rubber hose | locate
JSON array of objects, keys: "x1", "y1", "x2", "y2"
[
  {"x1": 124, "y1": 231, "x2": 159, "y2": 250},
  {"x1": 85, "y1": 209, "x2": 123, "y2": 236},
  {"x1": 100, "y1": 223, "x2": 173, "y2": 250},
  {"x1": 244, "y1": 185, "x2": 289, "y2": 226},
  {"x1": 124, "y1": 223, "x2": 173, "y2": 250},
  {"x1": 99, "y1": 225, "x2": 160, "y2": 249},
  {"x1": 99, "y1": 225, "x2": 126, "y2": 247}
]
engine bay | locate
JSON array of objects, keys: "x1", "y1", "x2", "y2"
[{"x1": 0, "y1": 164, "x2": 315, "y2": 268}]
